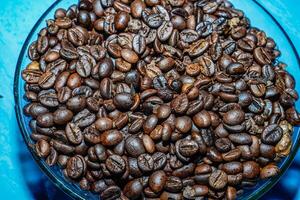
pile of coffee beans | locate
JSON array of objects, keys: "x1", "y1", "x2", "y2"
[{"x1": 21, "y1": 0, "x2": 300, "y2": 199}]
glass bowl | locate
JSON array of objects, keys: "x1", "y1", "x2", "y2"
[{"x1": 14, "y1": 0, "x2": 300, "y2": 199}]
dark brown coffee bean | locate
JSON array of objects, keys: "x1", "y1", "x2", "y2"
[
  {"x1": 125, "y1": 135, "x2": 146, "y2": 157},
  {"x1": 60, "y1": 40, "x2": 79, "y2": 60},
  {"x1": 131, "y1": 0, "x2": 146, "y2": 18},
  {"x1": 260, "y1": 164, "x2": 280, "y2": 179},
  {"x1": 121, "y1": 49, "x2": 139, "y2": 64},
  {"x1": 132, "y1": 34, "x2": 146, "y2": 54},
  {"x1": 100, "y1": 130, "x2": 123, "y2": 146},
  {"x1": 183, "y1": 185, "x2": 209, "y2": 199},
  {"x1": 66, "y1": 96, "x2": 86, "y2": 112},
  {"x1": 113, "y1": 92, "x2": 134, "y2": 110},
  {"x1": 254, "y1": 47, "x2": 272, "y2": 65},
  {"x1": 66, "y1": 155, "x2": 86, "y2": 179},
  {"x1": 73, "y1": 108, "x2": 95, "y2": 127},
  {"x1": 115, "y1": 11, "x2": 130, "y2": 31},
  {"x1": 193, "y1": 110, "x2": 211, "y2": 128},
  {"x1": 223, "y1": 109, "x2": 245, "y2": 126},
  {"x1": 261, "y1": 124, "x2": 283, "y2": 145},
  {"x1": 101, "y1": 186, "x2": 121, "y2": 200},
  {"x1": 165, "y1": 176, "x2": 183, "y2": 193},
  {"x1": 229, "y1": 133, "x2": 252, "y2": 145},
  {"x1": 76, "y1": 54, "x2": 95, "y2": 78},
  {"x1": 143, "y1": 114, "x2": 158, "y2": 134},
  {"x1": 157, "y1": 21, "x2": 173, "y2": 42},
  {"x1": 98, "y1": 58, "x2": 114, "y2": 78},
  {"x1": 37, "y1": 36, "x2": 49, "y2": 54},
  {"x1": 123, "y1": 179, "x2": 143, "y2": 199},
  {"x1": 178, "y1": 139, "x2": 199, "y2": 157},
  {"x1": 209, "y1": 170, "x2": 228, "y2": 190},
  {"x1": 180, "y1": 29, "x2": 199, "y2": 43},
  {"x1": 187, "y1": 39, "x2": 209, "y2": 57},
  {"x1": 226, "y1": 62, "x2": 245, "y2": 75},
  {"x1": 105, "y1": 154, "x2": 126, "y2": 174},
  {"x1": 171, "y1": 94, "x2": 189, "y2": 114},
  {"x1": 53, "y1": 108, "x2": 73, "y2": 125},
  {"x1": 149, "y1": 170, "x2": 167, "y2": 193},
  {"x1": 242, "y1": 161, "x2": 260, "y2": 179},
  {"x1": 65, "y1": 122, "x2": 83, "y2": 145},
  {"x1": 175, "y1": 116, "x2": 192, "y2": 134},
  {"x1": 35, "y1": 139, "x2": 51, "y2": 158},
  {"x1": 137, "y1": 153, "x2": 154, "y2": 172}
]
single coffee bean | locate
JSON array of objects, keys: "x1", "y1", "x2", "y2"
[
  {"x1": 113, "y1": 92, "x2": 134, "y2": 111},
  {"x1": 261, "y1": 124, "x2": 283, "y2": 145},
  {"x1": 223, "y1": 109, "x2": 245, "y2": 126},
  {"x1": 123, "y1": 179, "x2": 143, "y2": 199},
  {"x1": 193, "y1": 110, "x2": 211, "y2": 128},
  {"x1": 105, "y1": 154, "x2": 126, "y2": 174},
  {"x1": 114, "y1": 11, "x2": 130, "y2": 31},
  {"x1": 137, "y1": 153, "x2": 154, "y2": 172},
  {"x1": 65, "y1": 122, "x2": 83, "y2": 145},
  {"x1": 35, "y1": 139, "x2": 51, "y2": 158},
  {"x1": 209, "y1": 170, "x2": 228, "y2": 190},
  {"x1": 149, "y1": 170, "x2": 167, "y2": 193},
  {"x1": 66, "y1": 155, "x2": 86, "y2": 179},
  {"x1": 125, "y1": 135, "x2": 146, "y2": 157},
  {"x1": 100, "y1": 130, "x2": 123, "y2": 146},
  {"x1": 53, "y1": 108, "x2": 73, "y2": 125},
  {"x1": 165, "y1": 176, "x2": 183, "y2": 193}
]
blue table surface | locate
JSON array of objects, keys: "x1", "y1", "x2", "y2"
[{"x1": 1, "y1": 0, "x2": 300, "y2": 199}]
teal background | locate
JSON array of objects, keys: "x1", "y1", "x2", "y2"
[{"x1": 0, "y1": 0, "x2": 300, "y2": 199}]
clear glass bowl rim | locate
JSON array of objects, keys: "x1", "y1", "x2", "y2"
[{"x1": 13, "y1": 0, "x2": 300, "y2": 199}]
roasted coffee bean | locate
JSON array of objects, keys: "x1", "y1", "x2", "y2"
[
  {"x1": 100, "y1": 130, "x2": 123, "y2": 146},
  {"x1": 65, "y1": 122, "x2": 83, "y2": 145},
  {"x1": 53, "y1": 108, "x2": 73, "y2": 125},
  {"x1": 157, "y1": 21, "x2": 173, "y2": 42},
  {"x1": 209, "y1": 170, "x2": 228, "y2": 190},
  {"x1": 171, "y1": 94, "x2": 189, "y2": 114},
  {"x1": 183, "y1": 185, "x2": 209, "y2": 199},
  {"x1": 105, "y1": 155, "x2": 126, "y2": 174},
  {"x1": 121, "y1": 49, "x2": 139, "y2": 64},
  {"x1": 137, "y1": 153, "x2": 154, "y2": 172},
  {"x1": 76, "y1": 54, "x2": 95, "y2": 78},
  {"x1": 152, "y1": 152, "x2": 167, "y2": 170},
  {"x1": 98, "y1": 58, "x2": 114, "y2": 78},
  {"x1": 123, "y1": 179, "x2": 143, "y2": 199},
  {"x1": 193, "y1": 110, "x2": 211, "y2": 128},
  {"x1": 223, "y1": 109, "x2": 245, "y2": 126},
  {"x1": 175, "y1": 116, "x2": 192, "y2": 133},
  {"x1": 132, "y1": 34, "x2": 146, "y2": 55},
  {"x1": 143, "y1": 114, "x2": 158, "y2": 134},
  {"x1": 66, "y1": 96, "x2": 86, "y2": 112},
  {"x1": 35, "y1": 139, "x2": 51, "y2": 158},
  {"x1": 260, "y1": 164, "x2": 280, "y2": 179},
  {"x1": 165, "y1": 176, "x2": 183, "y2": 193},
  {"x1": 149, "y1": 170, "x2": 167, "y2": 193},
  {"x1": 261, "y1": 124, "x2": 283, "y2": 145},
  {"x1": 125, "y1": 135, "x2": 146, "y2": 157},
  {"x1": 101, "y1": 186, "x2": 121, "y2": 200},
  {"x1": 113, "y1": 92, "x2": 134, "y2": 110},
  {"x1": 242, "y1": 161, "x2": 260, "y2": 179},
  {"x1": 66, "y1": 155, "x2": 86, "y2": 179},
  {"x1": 178, "y1": 139, "x2": 198, "y2": 157},
  {"x1": 188, "y1": 39, "x2": 209, "y2": 57},
  {"x1": 254, "y1": 47, "x2": 272, "y2": 65},
  {"x1": 115, "y1": 11, "x2": 130, "y2": 31}
]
